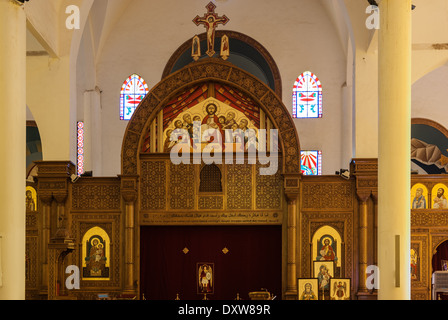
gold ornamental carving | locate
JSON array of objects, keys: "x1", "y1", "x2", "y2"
[{"x1": 141, "y1": 211, "x2": 282, "y2": 225}]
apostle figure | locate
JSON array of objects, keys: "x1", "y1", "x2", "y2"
[
  {"x1": 163, "y1": 129, "x2": 176, "y2": 153},
  {"x1": 192, "y1": 35, "x2": 201, "y2": 61},
  {"x1": 26, "y1": 190, "x2": 36, "y2": 211},
  {"x1": 220, "y1": 34, "x2": 229, "y2": 60},
  {"x1": 412, "y1": 187, "x2": 426, "y2": 209},
  {"x1": 223, "y1": 111, "x2": 236, "y2": 129},
  {"x1": 433, "y1": 187, "x2": 448, "y2": 209}
]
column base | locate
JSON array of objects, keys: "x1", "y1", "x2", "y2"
[
  {"x1": 356, "y1": 290, "x2": 377, "y2": 300},
  {"x1": 284, "y1": 290, "x2": 297, "y2": 300}
]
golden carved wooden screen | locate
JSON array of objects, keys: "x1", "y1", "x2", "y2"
[{"x1": 199, "y1": 164, "x2": 223, "y2": 193}]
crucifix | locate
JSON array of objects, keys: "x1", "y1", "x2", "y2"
[{"x1": 193, "y1": 2, "x2": 229, "y2": 57}]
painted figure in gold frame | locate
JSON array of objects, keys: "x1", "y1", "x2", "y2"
[
  {"x1": 432, "y1": 183, "x2": 448, "y2": 209},
  {"x1": 85, "y1": 236, "x2": 107, "y2": 277},
  {"x1": 329, "y1": 278, "x2": 350, "y2": 300},
  {"x1": 197, "y1": 263, "x2": 214, "y2": 294},
  {"x1": 410, "y1": 248, "x2": 418, "y2": 280},
  {"x1": 82, "y1": 227, "x2": 110, "y2": 280},
  {"x1": 25, "y1": 186, "x2": 37, "y2": 211},
  {"x1": 297, "y1": 279, "x2": 318, "y2": 300},
  {"x1": 411, "y1": 184, "x2": 427, "y2": 209},
  {"x1": 313, "y1": 261, "x2": 334, "y2": 291}
]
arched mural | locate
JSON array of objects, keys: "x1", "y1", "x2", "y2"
[
  {"x1": 122, "y1": 58, "x2": 300, "y2": 176},
  {"x1": 312, "y1": 225, "x2": 342, "y2": 268},
  {"x1": 81, "y1": 226, "x2": 111, "y2": 281}
]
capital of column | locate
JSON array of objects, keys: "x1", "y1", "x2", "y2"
[
  {"x1": 120, "y1": 175, "x2": 139, "y2": 204},
  {"x1": 356, "y1": 191, "x2": 371, "y2": 204},
  {"x1": 122, "y1": 190, "x2": 138, "y2": 204},
  {"x1": 39, "y1": 192, "x2": 53, "y2": 206},
  {"x1": 53, "y1": 192, "x2": 68, "y2": 205}
]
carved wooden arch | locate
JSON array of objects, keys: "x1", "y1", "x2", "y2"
[
  {"x1": 121, "y1": 58, "x2": 300, "y2": 176},
  {"x1": 412, "y1": 118, "x2": 448, "y2": 139},
  {"x1": 162, "y1": 30, "x2": 283, "y2": 98},
  {"x1": 432, "y1": 237, "x2": 448, "y2": 255}
]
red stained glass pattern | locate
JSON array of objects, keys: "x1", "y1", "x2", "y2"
[
  {"x1": 120, "y1": 74, "x2": 149, "y2": 120},
  {"x1": 301, "y1": 150, "x2": 322, "y2": 175},
  {"x1": 293, "y1": 71, "x2": 322, "y2": 118},
  {"x1": 77, "y1": 121, "x2": 84, "y2": 176}
]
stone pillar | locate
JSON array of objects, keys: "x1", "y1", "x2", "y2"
[
  {"x1": 0, "y1": 0, "x2": 26, "y2": 300},
  {"x1": 378, "y1": 0, "x2": 412, "y2": 300}
]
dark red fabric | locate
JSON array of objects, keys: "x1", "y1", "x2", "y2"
[
  {"x1": 432, "y1": 240, "x2": 448, "y2": 272},
  {"x1": 140, "y1": 225, "x2": 281, "y2": 300},
  {"x1": 432, "y1": 240, "x2": 448, "y2": 300}
]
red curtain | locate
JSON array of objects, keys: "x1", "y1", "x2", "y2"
[
  {"x1": 140, "y1": 225, "x2": 282, "y2": 300},
  {"x1": 432, "y1": 240, "x2": 448, "y2": 300},
  {"x1": 432, "y1": 240, "x2": 448, "y2": 272}
]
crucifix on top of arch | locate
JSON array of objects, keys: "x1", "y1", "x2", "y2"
[{"x1": 193, "y1": 2, "x2": 230, "y2": 57}]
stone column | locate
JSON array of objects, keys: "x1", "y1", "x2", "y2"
[
  {"x1": 378, "y1": 0, "x2": 412, "y2": 300},
  {"x1": 0, "y1": 0, "x2": 26, "y2": 300}
]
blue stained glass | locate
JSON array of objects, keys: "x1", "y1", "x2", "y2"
[
  {"x1": 120, "y1": 74, "x2": 149, "y2": 120},
  {"x1": 293, "y1": 71, "x2": 322, "y2": 119}
]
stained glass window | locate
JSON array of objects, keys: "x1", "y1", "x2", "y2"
[
  {"x1": 301, "y1": 150, "x2": 322, "y2": 175},
  {"x1": 77, "y1": 121, "x2": 84, "y2": 176},
  {"x1": 293, "y1": 71, "x2": 322, "y2": 118},
  {"x1": 120, "y1": 74, "x2": 149, "y2": 120}
]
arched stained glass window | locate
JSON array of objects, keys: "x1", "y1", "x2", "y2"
[
  {"x1": 77, "y1": 121, "x2": 84, "y2": 176},
  {"x1": 120, "y1": 74, "x2": 149, "y2": 120},
  {"x1": 293, "y1": 71, "x2": 322, "y2": 118},
  {"x1": 301, "y1": 150, "x2": 322, "y2": 175}
]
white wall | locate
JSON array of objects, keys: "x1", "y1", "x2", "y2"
[{"x1": 412, "y1": 64, "x2": 448, "y2": 130}]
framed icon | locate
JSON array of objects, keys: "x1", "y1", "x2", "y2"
[
  {"x1": 329, "y1": 278, "x2": 351, "y2": 300},
  {"x1": 297, "y1": 278, "x2": 319, "y2": 300},
  {"x1": 313, "y1": 260, "x2": 334, "y2": 291},
  {"x1": 197, "y1": 263, "x2": 214, "y2": 295}
]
